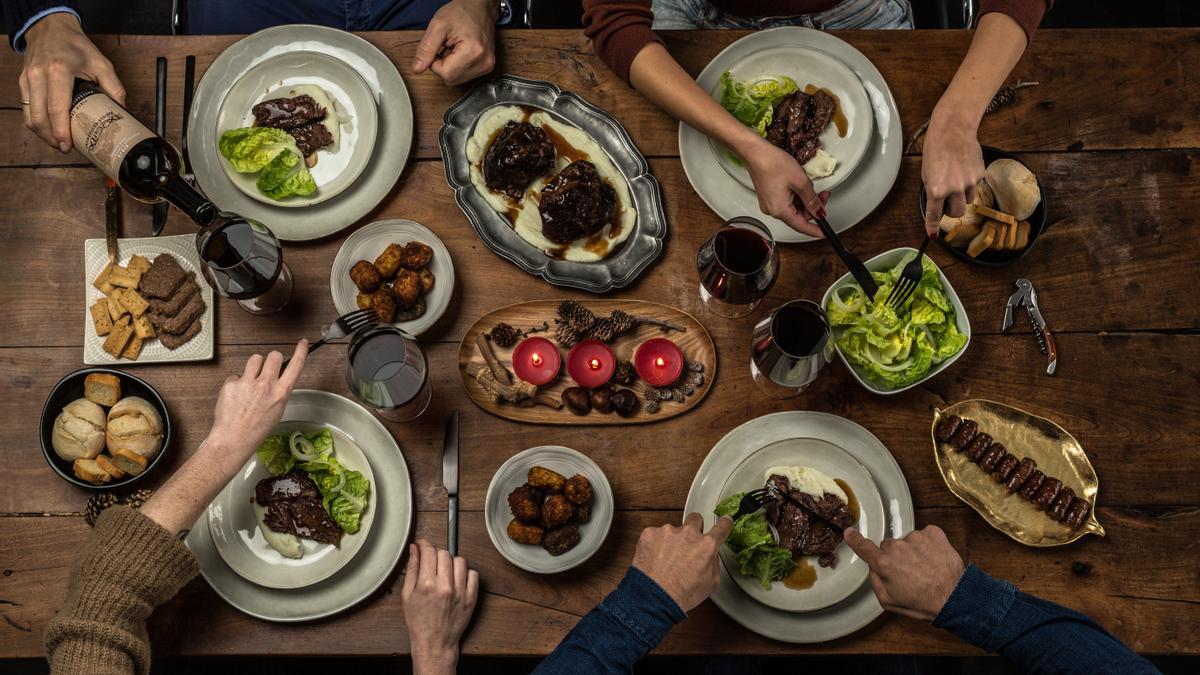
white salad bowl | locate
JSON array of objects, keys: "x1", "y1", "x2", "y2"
[{"x1": 820, "y1": 247, "x2": 971, "y2": 396}]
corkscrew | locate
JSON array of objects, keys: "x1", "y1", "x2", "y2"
[{"x1": 1003, "y1": 278, "x2": 1057, "y2": 375}]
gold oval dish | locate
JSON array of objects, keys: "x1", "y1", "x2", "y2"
[
  {"x1": 458, "y1": 300, "x2": 716, "y2": 425},
  {"x1": 932, "y1": 399, "x2": 1104, "y2": 547}
]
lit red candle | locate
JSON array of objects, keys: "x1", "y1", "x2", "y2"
[
  {"x1": 566, "y1": 339, "x2": 615, "y2": 389},
  {"x1": 634, "y1": 338, "x2": 684, "y2": 387},
  {"x1": 511, "y1": 337, "x2": 561, "y2": 386}
]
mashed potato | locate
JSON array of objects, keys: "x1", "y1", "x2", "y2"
[
  {"x1": 764, "y1": 465, "x2": 847, "y2": 502},
  {"x1": 466, "y1": 105, "x2": 636, "y2": 263},
  {"x1": 804, "y1": 148, "x2": 837, "y2": 180}
]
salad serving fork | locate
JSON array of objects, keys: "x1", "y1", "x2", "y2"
[{"x1": 884, "y1": 236, "x2": 933, "y2": 310}]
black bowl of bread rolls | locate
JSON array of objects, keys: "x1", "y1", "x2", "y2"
[
  {"x1": 919, "y1": 146, "x2": 1047, "y2": 267},
  {"x1": 40, "y1": 368, "x2": 172, "y2": 490}
]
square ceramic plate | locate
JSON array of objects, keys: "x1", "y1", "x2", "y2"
[
  {"x1": 83, "y1": 235, "x2": 215, "y2": 365},
  {"x1": 820, "y1": 247, "x2": 970, "y2": 395}
]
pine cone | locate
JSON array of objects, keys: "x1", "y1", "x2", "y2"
[
  {"x1": 489, "y1": 322, "x2": 519, "y2": 348},
  {"x1": 613, "y1": 360, "x2": 637, "y2": 385},
  {"x1": 123, "y1": 488, "x2": 154, "y2": 510},
  {"x1": 589, "y1": 317, "x2": 617, "y2": 342},
  {"x1": 554, "y1": 321, "x2": 582, "y2": 349},
  {"x1": 557, "y1": 300, "x2": 596, "y2": 332},
  {"x1": 608, "y1": 310, "x2": 636, "y2": 335},
  {"x1": 84, "y1": 493, "x2": 119, "y2": 527}
]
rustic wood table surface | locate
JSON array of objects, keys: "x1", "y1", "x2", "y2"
[{"x1": 0, "y1": 28, "x2": 1197, "y2": 659}]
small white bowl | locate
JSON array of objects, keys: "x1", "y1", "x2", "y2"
[
  {"x1": 820, "y1": 247, "x2": 971, "y2": 395},
  {"x1": 485, "y1": 446, "x2": 613, "y2": 574}
]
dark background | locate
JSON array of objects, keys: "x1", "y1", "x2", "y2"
[{"x1": 3, "y1": 0, "x2": 1197, "y2": 673}]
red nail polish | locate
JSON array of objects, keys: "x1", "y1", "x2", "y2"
[{"x1": 816, "y1": 208, "x2": 827, "y2": 220}]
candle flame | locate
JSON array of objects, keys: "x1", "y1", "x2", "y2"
[
  {"x1": 655, "y1": 356, "x2": 665, "y2": 367},
  {"x1": 589, "y1": 358, "x2": 601, "y2": 370},
  {"x1": 531, "y1": 353, "x2": 543, "y2": 366}
]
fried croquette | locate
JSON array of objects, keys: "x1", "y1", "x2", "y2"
[
  {"x1": 393, "y1": 268, "x2": 421, "y2": 309},
  {"x1": 401, "y1": 241, "x2": 433, "y2": 269},
  {"x1": 564, "y1": 474, "x2": 593, "y2": 505},
  {"x1": 356, "y1": 292, "x2": 372, "y2": 310},
  {"x1": 417, "y1": 266, "x2": 435, "y2": 294},
  {"x1": 571, "y1": 502, "x2": 591, "y2": 524},
  {"x1": 507, "y1": 519, "x2": 545, "y2": 545},
  {"x1": 395, "y1": 296, "x2": 427, "y2": 322},
  {"x1": 542, "y1": 525, "x2": 581, "y2": 556},
  {"x1": 541, "y1": 494, "x2": 574, "y2": 529},
  {"x1": 374, "y1": 244, "x2": 404, "y2": 278},
  {"x1": 527, "y1": 466, "x2": 566, "y2": 493},
  {"x1": 508, "y1": 485, "x2": 543, "y2": 523},
  {"x1": 370, "y1": 288, "x2": 396, "y2": 323},
  {"x1": 349, "y1": 260, "x2": 381, "y2": 292}
]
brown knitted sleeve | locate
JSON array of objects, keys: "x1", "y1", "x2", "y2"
[
  {"x1": 582, "y1": 0, "x2": 662, "y2": 83},
  {"x1": 44, "y1": 506, "x2": 199, "y2": 675},
  {"x1": 979, "y1": 0, "x2": 1053, "y2": 42}
]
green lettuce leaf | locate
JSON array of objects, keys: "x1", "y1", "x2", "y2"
[
  {"x1": 719, "y1": 71, "x2": 799, "y2": 136},
  {"x1": 255, "y1": 433, "x2": 294, "y2": 475},
  {"x1": 714, "y1": 492, "x2": 744, "y2": 518},
  {"x1": 728, "y1": 512, "x2": 774, "y2": 551},
  {"x1": 319, "y1": 469, "x2": 370, "y2": 534},
  {"x1": 218, "y1": 127, "x2": 296, "y2": 173},
  {"x1": 735, "y1": 545, "x2": 798, "y2": 590},
  {"x1": 256, "y1": 148, "x2": 317, "y2": 200}
]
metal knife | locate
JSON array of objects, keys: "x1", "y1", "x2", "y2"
[
  {"x1": 442, "y1": 410, "x2": 460, "y2": 556},
  {"x1": 181, "y1": 55, "x2": 196, "y2": 188},
  {"x1": 105, "y1": 178, "x2": 121, "y2": 262},
  {"x1": 814, "y1": 213, "x2": 879, "y2": 301},
  {"x1": 151, "y1": 56, "x2": 168, "y2": 235}
]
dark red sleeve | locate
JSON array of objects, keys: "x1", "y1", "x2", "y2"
[
  {"x1": 582, "y1": 0, "x2": 663, "y2": 83},
  {"x1": 979, "y1": 0, "x2": 1053, "y2": 42}
]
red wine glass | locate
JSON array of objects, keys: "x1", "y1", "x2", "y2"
[
  {"x1": 750, "y1": 299, "x2": 833, "y2": 398},
  {"x1": 696, "y1": 216, "x2": 779, "y2": 318}
]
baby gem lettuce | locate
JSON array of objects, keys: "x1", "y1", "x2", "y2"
[
  {"x1": 825, "y1": 253, "x2": 967, "y2": 389},
  {"x1": 714, "y1": 493, "x2": 797, "y2": 590},
  {"x1": 218, "y1": 127, "x2": 317, "y2": 201}
]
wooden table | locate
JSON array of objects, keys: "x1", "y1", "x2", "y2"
[{"x1": 1, "y1": 28, "x2": 1197, "y2": 658}]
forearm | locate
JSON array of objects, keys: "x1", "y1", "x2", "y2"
[
  {"x1": 934, "y1": 565, "x2": 1158, "y2": 675},
  {"x1": 931, "y1": 12, "x2": 1028, "y2": 133},
  {"x1": 139, "y1": 436, "x2": 248, "y2": 536},
  {"x1": 628, "y1": 42, "x2": 764, "y2": 158}
]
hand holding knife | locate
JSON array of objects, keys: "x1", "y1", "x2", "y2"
[{"x1": 442, "y1": 410, "x2": 460, "y2": 556}]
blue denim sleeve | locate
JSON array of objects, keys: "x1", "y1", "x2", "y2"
[
  {"x1": 933, "y1": 564, "x2": 1160, "y2": 675},
  {"x1": 533, "y1": 566, "x2": 686, "y2": 675}
]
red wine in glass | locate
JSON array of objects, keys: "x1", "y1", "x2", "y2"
[
  {"x1": 750, "y1": 299, "x2": 832, "y2": 399},
  {"x1": 346, "y1": 324, "x2": 432, "y2": 422},
  {"x1": 697, "y1": 216, "x2": 779, "y2": 317}
]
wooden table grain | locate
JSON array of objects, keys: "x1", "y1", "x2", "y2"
[{"x1": 0, "y1": 29, "x2": 1197, "y2": 658}]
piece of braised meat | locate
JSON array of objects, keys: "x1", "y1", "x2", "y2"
[
  {"x1": 763, "y1": 89, "x2": 836, "y2": 165},
  {"x1": 538, "y1": 160, "x2": 616, "y2": 245},
  {"x1": 763, "y1": 473, "x2": 851, "y2": 569},
  {"x1": 252, "y1": 94, "x2": 326, "y2": 129},
  {"x1": 289, "y1": 122, "x2": 334, "y2": 157},
  {"x1": 256, "y1": 470, "x2": 343, "y2": 545},
  {"x1": 483, "y1": 121, "x2": 555, "y2": 200}
]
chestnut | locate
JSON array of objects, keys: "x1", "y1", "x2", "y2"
[
  {"x1": 611, "y1": 388, "x2": 639, "y2": 417},
  {"x1": 562, "y1": 387, "x2": 591, "y2": 415},
  {"x1": 590, "y1": 386, "x2": 614, "y2": 414}
]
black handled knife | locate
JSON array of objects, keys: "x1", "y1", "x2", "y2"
[
  {"x1": 442, "y1": 411, "x2": 460, "y2": 557},
  {"x1": 151, "y1": 56, "x2": 168, "y2": 235}
]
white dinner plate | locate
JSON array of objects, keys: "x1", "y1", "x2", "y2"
[
  {"x1": 187, "y1": 390, "x2": 412, "y2": 621},
  {"x1": 709, "y1": 45, "x2": 874, "y2": 194},
  {"x1": 685, "y1": 411, "x2": 913, "y2": 643},
  {"x1": 329, "y1": 219, "x2": 455, "y2": 337},
  {"x1": 188, "y1": 25, "x2": 412, "y2": 241},
  {"x1": 215, "y1": 51, "x2": 378, "y2": 208},
  {"x1": 208, "y1": 421, "x2": 377, "y2": 589},
  {"x1": 717, "y1": 437, "x2": 884, "y2": 613},
  {"x1": 484, "y1": 445, "x2": 613, "y2": 574},
  {"x1": 680, "y1": 27, "x2": 902, "y2": 243},
  {"x1": 83, "y1": 235, "x2": 215, "y2": 365}
]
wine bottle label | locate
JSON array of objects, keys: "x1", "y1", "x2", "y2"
[{"x1": 70, "y1": 87, "x2": 154, "y2": 181}]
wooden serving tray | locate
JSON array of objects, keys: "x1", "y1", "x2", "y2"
[{"x1": 458, "y1": 300, "x2": 717, "y2": 425}]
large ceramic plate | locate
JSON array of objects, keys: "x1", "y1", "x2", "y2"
[
  {"x1": 214, "y1": 51, "x2": 379, "y2": 208},
  {"x1": 440, "y1": 75, "x2": 667, "y2": 293},
  {"x1": 709, "y1": 45, "x2": 874, "y2": 194},
  {"x1": 83, "y1": 235, "x2": 214, "y2": 365},
  {"x1": 484, "y1": 445, "x2": 613, "y2": 574},
  {"x1": 933, "y1": 399, "x2": 1104, "y2": 546},
  {"x1": 208, "y1": 422, "x2": 377, "y2": 589},
  {"x1": 189, "y1": 25, "x2": 412, "y2": 241},
  {"x1": 680, "y1": 27, "x2": 901, "y2": 243},
  {"x1": 717, "y1": 437, "x2": 884, "y2": 613},
  {"x1": 187, "y1": 390, "x2": 412, "y2": 621},
  {"x1": 685, "y1": 411, "x2": 913, "y2": 643},
  {"x1": 330, "y1": 219, "x2": 455, "y2": 337}
]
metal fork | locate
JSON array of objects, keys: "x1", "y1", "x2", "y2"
[
  {"x1": 728, "y1": 488, "x2": 774, "y2": 521},
  {"x1": 885, "y1": 236, "x2": 932, "y2": 310},
  {"x1": 282, "y1": 308, "x2": 378, "y2": 368}
]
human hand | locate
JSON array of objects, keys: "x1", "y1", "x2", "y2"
[
  {"x1": 412, "y1": 0, "x2": 498, "y2": 86},
  {"x1": 202, "y1": 341, "x2": 308, "y2": 474},
  {"x1": 741, "y1": 137, "x2": 831, "y2": 237},
  {"x1": 921, "y1": 114, "x2": 984, "y2": 237},
  {"x1": 844, "y1": 525, "x2": 966, "y2": 621},
  {"x1": 631, "y1": 512, "x2": 733, "y2": 613},
  {"x1": 19, "y1": 12, "x2": 125, "y2": 153},
  {"x1": 402, "y1": 539, "x2": 480, "y2": 675}
]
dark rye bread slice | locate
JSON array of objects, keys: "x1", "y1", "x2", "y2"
[
  {"x1": 150, "y1": 293, "x2": 205, "y2": 335},
  {"x1": 140, "y1": 254, "x2": 189, "y2": 299},
  {"x1": 159, "y1": 318, "x2": 201, "y2": 349},
  {"x1": 147, "y1": 274, "x2": 199, "y2": 317}
]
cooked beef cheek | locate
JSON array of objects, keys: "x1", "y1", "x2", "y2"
[
  {"x1": 538, "y1": 160, "x2": 616, "y2": 245},
  {"x1": 763, "y1": 473, "x2": 854, "y2": 569},
  {"x1": 256, "y1": 470, "x2": 343, "y2": 545},
  {"x1": 252, "y1": 94, "x2": 327, "y2": 129},
  {"x1": 763, "y1": 89, "x2": 836, "y2": 165},
  {"x1": 289, "y1": 121, "x2": 334, "y2": 157},
  {"x1": 483, "y1": 121, "x2": 556, "y2": 200}
]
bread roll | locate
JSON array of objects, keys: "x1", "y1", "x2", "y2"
[
  {"x1": 111, "y1": 448, "x2": 148, "y2": 476},
  {"x1": 985, "y1": 159, "x2": 1041, "y2": 221},
  {"x1": 95, "y1": 454, "x2": 126, "y2": 479},
  {"x1": 106, "y1": 397, "x2": 163, "y2": 457},
  {"x1": 52, "y1": 398, "x2": 106, "y2": 461},
  {"x1": 73, "y1": 458, "x2": 112, "y2": 485},
  {"x1": 84, "y1": 373, "x2": 121, "y2": 407},
  {"x1": 937, "y1": 180, "x2": 993, "y2": 236}
]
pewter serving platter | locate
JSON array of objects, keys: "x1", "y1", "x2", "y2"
[{"x1": 440, "y1": 76, "x2": 667, "y2": 293}]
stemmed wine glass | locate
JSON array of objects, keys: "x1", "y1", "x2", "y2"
[
  {"x1": 345, "y1": 324, "x2": 433, "y2": 422},
  {"x1": 195, "y1": 213, "x2": 293, "y2": 315},
  {"x1": 750, "y1": 299, "x2": 833, "y2": 398},
  {"x1": 696, "y1": 216, "x2": 780, "y2": 318}
]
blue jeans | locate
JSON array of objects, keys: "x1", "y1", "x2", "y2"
[
  {"x1": 186, "y1": 0, "x2": 446, "y2": 34},
  {"x1": 651, "y1": 0, "x2": 914, "y2": 30}
]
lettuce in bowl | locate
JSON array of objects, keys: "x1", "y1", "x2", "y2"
[{"x1": 821, "y1": 248, "x2": 970, "y2": 394}]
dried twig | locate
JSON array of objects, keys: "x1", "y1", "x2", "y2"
[
  {"x1": 475, "y1": 334, "x2": 512, "y2": 385},
  {"x1": 467, "y1": 362, "x2": 536, "y2": 403}
]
